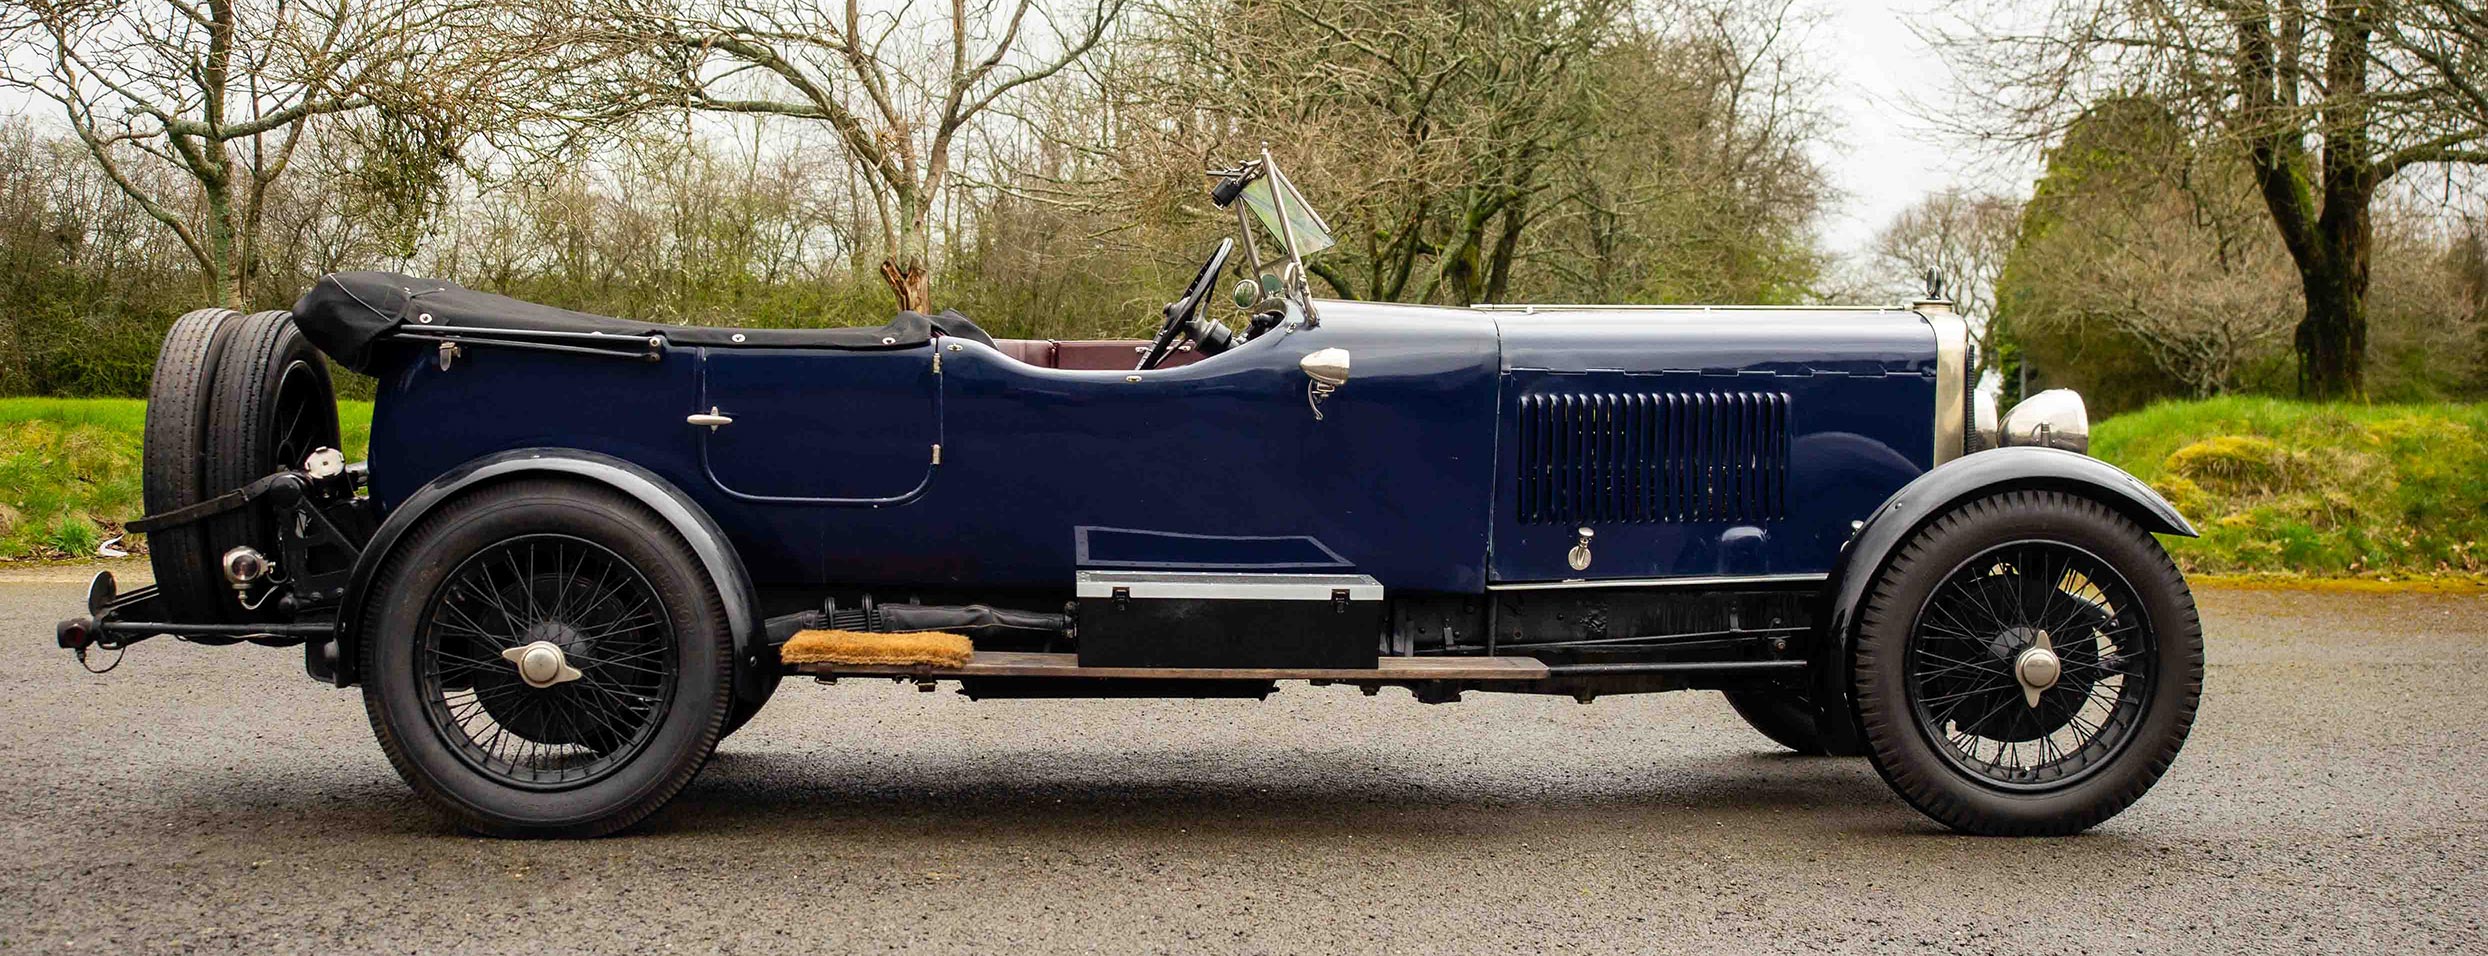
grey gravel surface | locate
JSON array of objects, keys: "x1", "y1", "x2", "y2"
[{"x1": 1, "y1": 576, "x2": 2483, "y2": 954}]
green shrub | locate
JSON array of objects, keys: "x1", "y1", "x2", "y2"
[
  {"x1": 2092, "y1": 397, "x2": 2488, "y2": 576},
  {"x1": 0, "y1": 398, "x2": 371, "y2": 561}
]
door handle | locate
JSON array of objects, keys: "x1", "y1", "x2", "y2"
[{"x1": 686, "y1": 407, "x2": 733, "y2": 430}]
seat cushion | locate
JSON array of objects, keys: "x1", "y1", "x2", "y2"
[
  {"x1": 988, "y1": 338, "x2": 1204, "y2": 370},
  {"x1": 990, "y1": 338, "x2": 1060, "y2": 368}
]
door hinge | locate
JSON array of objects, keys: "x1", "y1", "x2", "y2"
[
  {"x1": 930, "y1": 443, "x2": 942, "y2": 465},
  {"x1": 931, "y1": 352, "x2": 942, "y2": 374}
]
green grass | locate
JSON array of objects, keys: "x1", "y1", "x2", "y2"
[
  {"x1": 0, "y1": 398, "x2": 370, "y2": 561},
  {"x1": 2090, "y1": 396, "x2": 2487, "y2": 577},
  {"x1": 1, "y1": 396, "x2": 2479, "y2": 578}
]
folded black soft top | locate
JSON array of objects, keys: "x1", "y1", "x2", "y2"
[{"x1": 291, "y1": 271, "x2": 992, "y2": 374}]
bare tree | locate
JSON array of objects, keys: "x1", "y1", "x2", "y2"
[
  {"x1": 1926, "y1": 0, "x2": 2488, "y2": 398},
  {"x1": 1999, "y1": 99, "x2": 2301, "y2": 396},
  {"x1": 1871, "y1": 189, "x2": 2022, "y2": 356},
  {"x1": 537, "y1": 0, "x2": 1126, "y2": 311},
  {"x1": 1119, "y1": 0, "x2": 1823, "y2": 306},
  {"x1": 0, "y1": 0, "x2": 485, "y2": 307}
]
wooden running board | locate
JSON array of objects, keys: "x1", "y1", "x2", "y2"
[{"x1": 791, "y1": 650, "x2": 1549, "y2": 682}]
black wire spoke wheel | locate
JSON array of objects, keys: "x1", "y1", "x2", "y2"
[
  {"x1": 417, "y1": 534, "x2": 677, "y2": 790},
  {"x1": 1853, "y1": 490, "x2": 2202, "y2": 837},
  {"x1": 1906, "y1": 540, "x2": 2155, "y2": 790},
  {"x1": 365, "y1": 479, "x2": 731, "y2": 838}
]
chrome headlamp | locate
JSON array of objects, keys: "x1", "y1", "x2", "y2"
[{"x1": 1998, "y1": 389, "x2": 2089, "y2": 454}]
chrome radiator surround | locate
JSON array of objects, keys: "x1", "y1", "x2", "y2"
[{"x1": 1919, "y1": 302, "x2": 1971, "y2": 465}]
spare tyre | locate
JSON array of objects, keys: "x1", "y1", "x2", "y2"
[
  {"x1": 206, "y1": 311, "x2": 341, "y2": 624},
  {"x1": 144, "y1": 308, "x2": 246, "y2": 627},
  {"x1": 141, "y1": 309, "x2": 340, "y2": 628}
]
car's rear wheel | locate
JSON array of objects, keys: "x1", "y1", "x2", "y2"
[
  {"x1": 1722, "y1": 688, "x2": 1862, "y2": 756},
  {"x1": 362, "y1": 479, "x2": 731, "y2": 838},
  {"x1": 1852, "y1": 490, "x2": 2202, "y2": 836}
]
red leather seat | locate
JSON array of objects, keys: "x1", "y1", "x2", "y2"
[
  {"x1": 987, "y1": 339, "x2": 1203, "y2": 369},
  {"x1": 990, "y1": 338, "x2": 1058, "y2": 368}
]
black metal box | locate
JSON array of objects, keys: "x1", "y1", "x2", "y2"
[{"x1": 1074, "y1": 571, "x2": 1384, "y2": 669}]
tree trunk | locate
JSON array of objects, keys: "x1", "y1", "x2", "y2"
[
  {"x1": 2294, "y1": 268, "x2": 2365, "y2": 400},
  {"x1": 879, "y1": 185, "x2": 935, "y2": 313},
  {"x1": 880, "y1": 259, "x2": 931, "y2": 313},
  {"x1": 1482, "y1": 200, "x2": 1526, "y2": 304},
  {"x1": 2294, "y1": 209, "x2": 2372, "y2": 400},
  {"x1": 199, "y1": 179, "x2": 248, "y2": 309},
  {"x1": 215, "y1": 270, "x2": 246, "y2": 311}
]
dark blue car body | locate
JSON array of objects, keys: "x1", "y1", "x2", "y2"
[{"x1": 366, "y1": 300, "x2": 1939, "y2": 597}]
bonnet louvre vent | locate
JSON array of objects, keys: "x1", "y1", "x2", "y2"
[{"x1": 1515, "y1": 391, "x2": 1790, "y2": 524}]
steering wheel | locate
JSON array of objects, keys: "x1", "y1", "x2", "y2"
[{"x1": 1138, "y1": 237, "x2": 1234, "y2": 371}]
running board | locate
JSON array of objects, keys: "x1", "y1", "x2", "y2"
[{"x1": 790, "y1": 650, "x2": 1549, "y2": 681}]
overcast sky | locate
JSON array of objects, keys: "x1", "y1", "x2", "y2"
[{"x1": 1806, "y1": 0, "x2": 2039, "y2": 258}]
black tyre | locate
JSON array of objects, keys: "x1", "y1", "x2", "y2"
[
  {"x1": 1722, "y1": 688, "x2": 1863, "y2": 756},
  {"x1": 1852, "y1": 490, "x2": 2202, "y2": 836},
  {"x1": 143, "y1": 308, "x2": 244, "y2": 627},
  {"x1": 361, "y1": 480, "x2": 732, "y2": 838},
  {"x1": 206, "y1": 311, "x2": 341, "y2": 625}
]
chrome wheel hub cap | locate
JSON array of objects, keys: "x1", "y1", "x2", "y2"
[
  {"x1": 2012, "y1": 631, "x2": 2061, "y2": 708},
  {"x1": 503, "y1": 639, "x2": 583, "y2": 689}
]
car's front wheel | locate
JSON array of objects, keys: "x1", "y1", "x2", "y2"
[
  {"x1": 1852, "y1": 490, "x2": 2202, "y2": 836},
  {"x1": 361, "y1": 479, "x2": 732, "y2": 838}
]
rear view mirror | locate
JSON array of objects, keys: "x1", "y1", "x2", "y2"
[{"x1": 1210, "y1": 173, "x2": 1249, "y2": 208}]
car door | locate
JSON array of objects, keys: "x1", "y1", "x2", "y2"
[{"x1": 695, "y1": 345, "x2": 941, "y2": 503}]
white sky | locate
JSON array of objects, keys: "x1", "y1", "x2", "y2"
[{"x1": 1804, "y1": 0, "x2": 2039, "y2": 258}]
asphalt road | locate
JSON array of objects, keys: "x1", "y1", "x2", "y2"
[{"x1": 2, "y1": 573, "x2": 2483, "y2": 955}]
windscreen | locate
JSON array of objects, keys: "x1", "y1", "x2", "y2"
[{"x1": 1238, "y1": 164, "x2": 1335, "y2": 259}]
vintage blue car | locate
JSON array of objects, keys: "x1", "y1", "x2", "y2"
[{"x1": 58, "y1": 153, "x2": 2202, "y2": 839}]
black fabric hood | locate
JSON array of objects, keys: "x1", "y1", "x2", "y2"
[{"x1": 291, "y1": 271, "x2": 991, "y2": 374}]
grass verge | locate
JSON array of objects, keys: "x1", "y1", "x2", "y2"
[
  {"x1": 2090, "y1": 396, "x2": 2485, "y2": 580},
  {"x1": 0, "y1": 397, "x2": 370, "y2": 560}
]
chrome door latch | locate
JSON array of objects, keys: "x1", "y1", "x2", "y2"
[
  {"x1": 1567, "y1": 527, "x2": 1595, "y2": 571},
  {"x1": 686, "y1": 407, "x2": 733, "y2": 430}
]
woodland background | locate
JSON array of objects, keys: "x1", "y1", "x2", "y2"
[{"x1": 0, "y1": 0, "x2": 2479, "y2": 408}]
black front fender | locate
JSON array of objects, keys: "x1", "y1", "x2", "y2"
[
  {"x1": 1807, "y1": 446, "x2": 2194, "y2": 748},
  {"x1": 319, "y1": 448, "x2": 766, "y2": 707}
]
